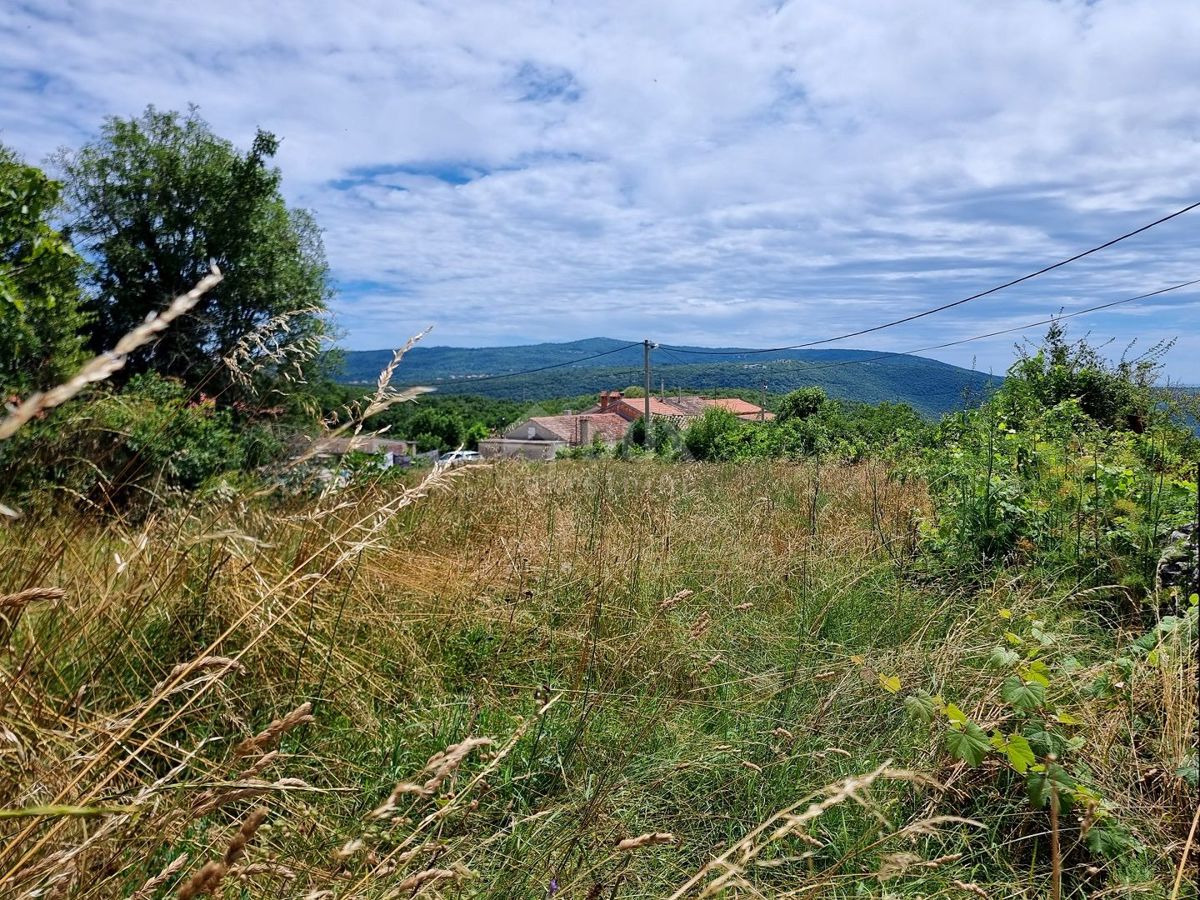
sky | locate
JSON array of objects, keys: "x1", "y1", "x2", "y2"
[{"x1": 2, "y1": 0, "x2": 1199, "y2": 380}]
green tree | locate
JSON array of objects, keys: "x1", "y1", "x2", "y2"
[
  {"x1": 682, "y1": 407, "x2": 741, "y2": 460},
  {"x1": 777, "y1": 387, "x2": 828, "y2": 423},
  {"x1": 57, "y1": 106, "x2": 331, "y2": 390},
  {"x1": 0, "y1": 145, "x2": 88, "y2": 393},
  {"x1": 1000, "y1": 322, "x2": 1167, "y2": 431}
]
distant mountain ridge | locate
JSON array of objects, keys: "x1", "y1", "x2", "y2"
[{"x1": 335, "y1": 337, "x2": 1003, "y2": 418}]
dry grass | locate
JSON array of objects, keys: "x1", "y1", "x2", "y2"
[{"x1": 0, "y1": 457, "x2": 1193, "y2": 897}]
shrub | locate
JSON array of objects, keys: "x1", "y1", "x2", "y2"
[{"x1": 0, "y1": 373, "x2": 268, "y2": 511}]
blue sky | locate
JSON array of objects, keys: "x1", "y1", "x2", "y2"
[{"x1": 2, "y1": 0, "x2": 1199, "y2": 380}]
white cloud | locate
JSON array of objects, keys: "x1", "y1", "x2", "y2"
[{"x1": 1, "y1": 0, "x2": 1198, "y2": 379}]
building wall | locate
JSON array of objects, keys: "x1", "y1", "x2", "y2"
[{"x1": 478, "y1": 438, "x2": 565, "y2": 461}]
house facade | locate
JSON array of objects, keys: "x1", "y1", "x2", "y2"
[
  {"x1": 478, "y1": 410, "x2": 629, "y2": 460},
  {"x1": 305, "y1": 436, "x2": 422, "y2": 467},
  {"x1": 478, "y1": 390, "x2": 773, "y2": 460}
]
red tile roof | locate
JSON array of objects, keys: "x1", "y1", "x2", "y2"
[
  {"x1": 662, "y1": 396, "x2": 773, "y2": 420},
  {"x1": 522, "y1": 413, "x2": 630, "y2": 445},
  {"x1": 609, "y1": 396, "x2": 688, "y2": 421},
  {"x1": 580, "y1": 412, "x2": 632, "y2": 443}
]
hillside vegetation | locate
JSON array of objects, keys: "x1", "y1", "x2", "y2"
[{"x1": 337, "y1": 340, "x2": 1002, "y2": 419}]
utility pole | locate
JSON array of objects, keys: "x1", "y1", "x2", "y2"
[
  {"x1": 643, "y1": 339, "x2": 656, "y2": 447},
  {"x1": 760, "y1": 379, "x2": 767, "y2": 422}
]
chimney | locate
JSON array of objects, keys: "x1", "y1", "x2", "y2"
[
  {"x1": 599, "y1": 390, "x2": 609, "y2": 411},
  {"x1": 578, "y1": 416, "x2": 590, "y2": 446}
]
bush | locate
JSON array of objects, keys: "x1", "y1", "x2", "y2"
[
  {"x1": 0, "y1": 373, "x2": 273, "y2": 511},
  {"x1": 920, "y1": 327, "x2": 1198, "y2": 590}
]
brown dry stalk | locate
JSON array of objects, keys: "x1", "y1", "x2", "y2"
[
  {"x1": 616, "y1": 832, "x2": 677, "y2": 851},
  {"x1": 1169, "y1": 801, "x2": 1200, "y2": 900},
  {"x1": 191, "y1": 777, "x2": 308, "y2": 818},
  {"x1": 0, "y1": 446, "x2": 449, "y2": 881},
  {"x1": 352, "y1": 700, "x2": 562, "y2": 892},
  {"x1": 420, "y1": 736, "x2": 495, "y2": 796},
  {"x1": 231, "y1": 861, "x2": 296, "y2": 881},
  {"x1": 0, "y1": 587, "x2": 65, "y2": 608},
  {"x1": 129, "y1": 852, "x2": 189, "y2": 900},
  {"x1": 177, "y1": 806, "x2": 267, "y2": 899},
  {"x1": 668, "y1": 762, "x2": 896, "y2": 899},
  {"x1": 151, "y1": 656, "x2": 245, "y2": 696},
  {"x1": 392, "y1": 867, "x2": 461, "y2": 894},
  {"x1": 370, "y1": 735, "x2": 495, "y2": 819},
  {"x1": 877, "y1": 851, "x2": 962, "y2": 880},
  {"x1": 235, "y1": 750, "x2": 281, "y2": 780},
  {"x1": 952, "y1": 880, "x2": 990, "y2": 899},
  {"x1": 0, "y1": 268, "x2": 223, "y2": 441},
  {"x1": 234, "y1": 702, "x2": 315, "y2": 757},
  {"x1": 1049, "y1": 772, "x2": 1062, "y2": 900},
  {"x1": 659, "y1": 589, "x2": 693, "y2": 612}
]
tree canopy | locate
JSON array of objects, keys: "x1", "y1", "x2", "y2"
[
  {"x1": 0, "y1": 144, "x2": 88, "y2": 393},
  {"x1": 57, "y1": 106, "x2": 331, "y2": 390}
]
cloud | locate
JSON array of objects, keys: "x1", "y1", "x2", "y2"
[{"x1": 1, "y1": 0, "x2": 1198, "y2": 379}]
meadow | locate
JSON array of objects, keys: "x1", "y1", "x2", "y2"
[{"x1": 1, "y1": 452, "x2": 1195, "y2": 898}]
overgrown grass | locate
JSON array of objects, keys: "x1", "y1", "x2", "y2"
[{"x1": 0, "y1": 459, "x2": 1195, "y2": 897}]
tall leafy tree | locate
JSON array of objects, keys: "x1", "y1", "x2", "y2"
[
  {"x1": 0, "y1": 144, "x2": 88, "y2": 393},
  {"x1": 777, "y1": 387, "x2": 828, "y2": 423},
  {"x1": 57, "y1": 106, "x2": 331, "y2": 390}
]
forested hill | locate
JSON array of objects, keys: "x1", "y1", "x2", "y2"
[{"x1": 337, "y1": 338, "x2": 1002, "y2": 418}]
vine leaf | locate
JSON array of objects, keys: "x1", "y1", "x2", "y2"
[
  {"x1": 1001, "y1": 677, "x2": 1045, "y2": 711},
  {"x1": 904, "y1": 691, "x2": 935, "y2": 724},
  {"x1": 987, "y1": 647, "x2": 1019, "y2": 669},
  {"x1": 1002, "y1": 734, "x2": 1035, "y2": 773},
  {"x1": 946, "y1": 722, "x2": 990, "y2": 767},
  {"x1": 879, "y1": 674, "x2": 902, "y2": 694},
  {"x1": 1027, "y1": 763, "x2": 1075, "y2": 811},
  {"x1": 943, "y1": 703, "x2": 969, "y2": 725},
  {"x1": 1018, "y1": 660, "x2": 1051, "y2": 687}
]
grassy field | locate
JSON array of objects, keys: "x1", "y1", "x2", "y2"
[{"x1": 1, "y1": 459, "x2": 1194, "y2": 898}]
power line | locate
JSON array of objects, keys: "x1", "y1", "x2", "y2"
[
  {"x1": 660, "y1": 200, "x2": 1200, "y2": 357},
  {"x1": 656, "y1": 278, "x2": 1199, "y2": 378},
  {"x1": 652, "y1": 277, "x2": 1195, "y2": 393}
]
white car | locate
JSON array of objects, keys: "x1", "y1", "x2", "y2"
[{"x1": 438, "y1": 449, "x2": 483, "y2": 467}]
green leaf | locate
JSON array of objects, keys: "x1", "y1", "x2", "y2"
[
  {"x1": 1052, "y1": 711, "x2": 1080, "y2": 725},
  {"x1": 903, "y1": 691, "x2": 936, "y2": 725},
  {"x1": 1023, "y1": 723, "x2": 1068, "y2": 758},
  {"x1": 1003, "y1": 631, "x2": 1023, "y2": 645},
  {"x1": 879, "y1": 674, "x2": 901, "y2": 694},
  {"x1": 946, "y1": 721, "x2": 991, "y2": 767},
  {"x1": 986, "y1": 646, "x2": 1019, "y2": 669},
  {"x1": 1003, "y1": 734, "x2": 1035, "y2": 773},
  {"x1": 1027, "y1": 764, "x2": 1075, "y2": 811},
  {"x1": 1019, "y1": 659, "x2": 1051, "y2": 687},
  {"x1": 1085, "y1": 822, "x2": 1142, "y2": 858},
  {"x1": 1001, "y1": 676, "x2": 1045, "y2": 711},
  {"x1": 943, "y1": 703, "x2": 969, "y2": 725}
]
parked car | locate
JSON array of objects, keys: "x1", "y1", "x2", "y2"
[{"x1": 438, "y1": 449, "x2": 483, "y2": 467}]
